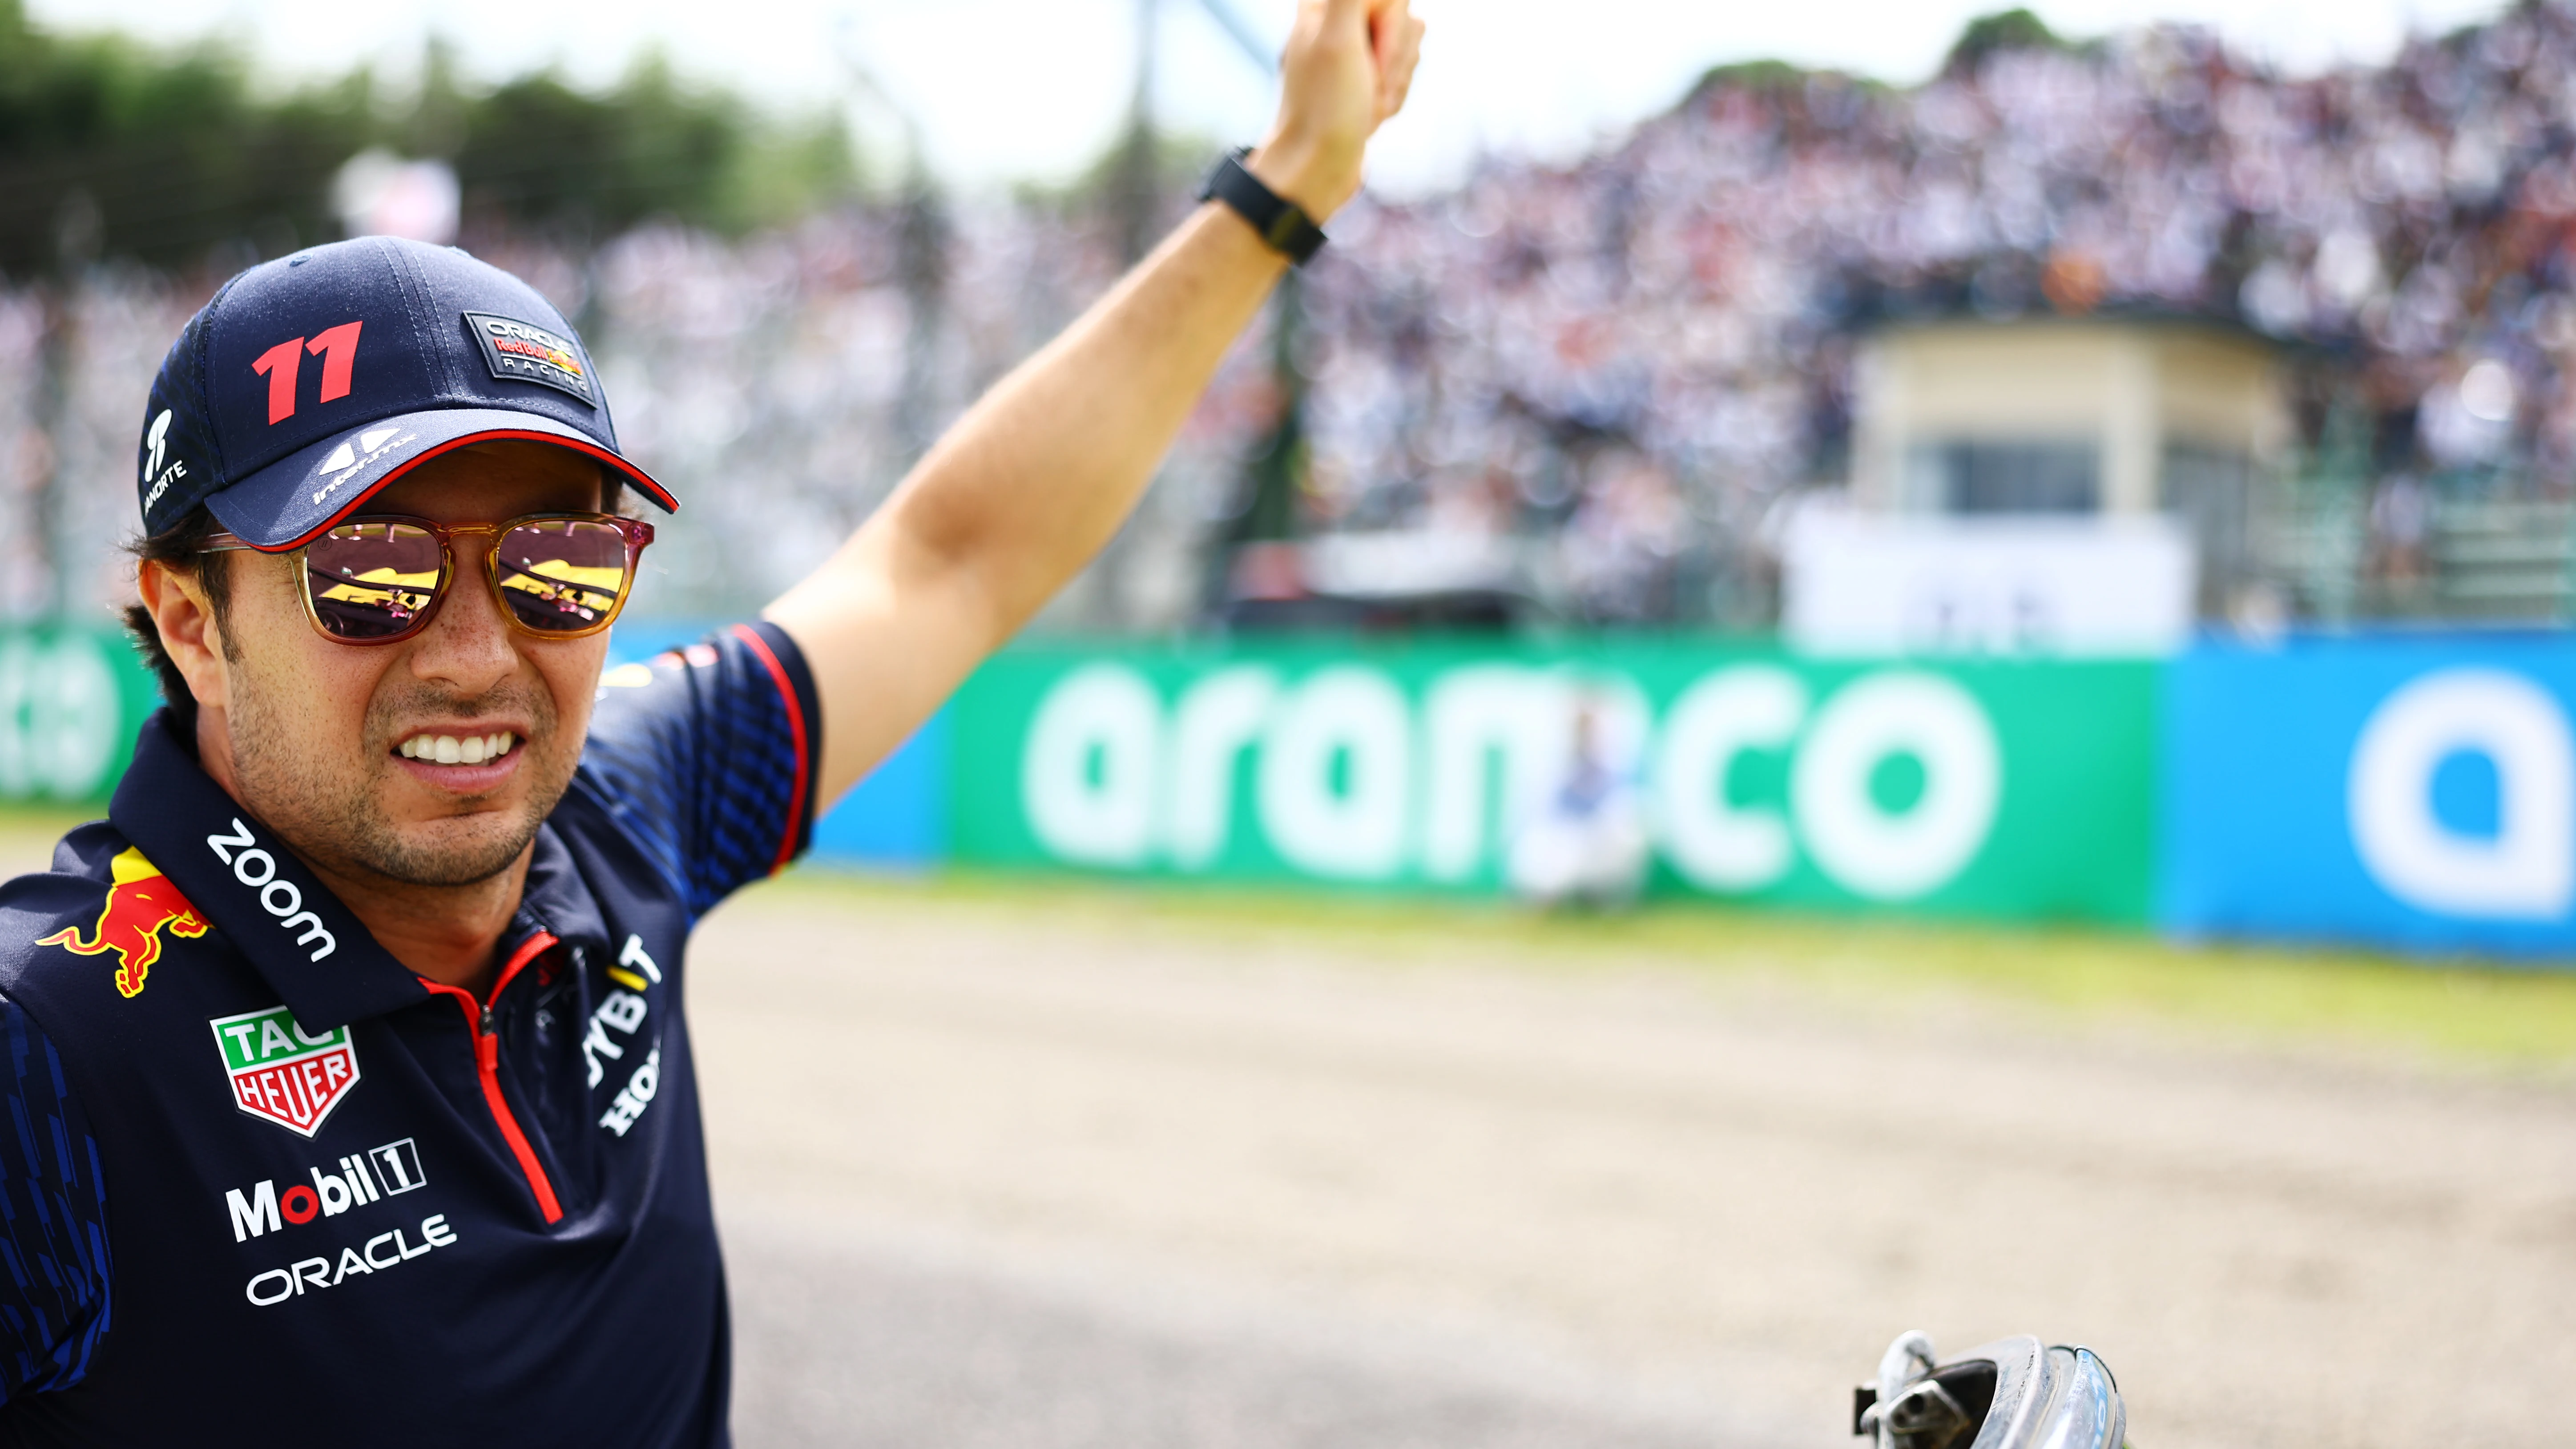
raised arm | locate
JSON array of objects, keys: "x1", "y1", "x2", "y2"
[{"x1": 764, "y1": 0, "x2": 1424, "y2": 808}]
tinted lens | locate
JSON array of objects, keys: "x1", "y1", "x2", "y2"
[
  {"x1": 494, "y1": 519, "x2": 632, "y2": 634},
  {"x1": 303, "y1": 522, "x2": 444, "y2": 640}
]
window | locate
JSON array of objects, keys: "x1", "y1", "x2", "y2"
[
  {"x1": 1906, "y1": 440, "x2": 2101, "y2": 513},
  {"x1": 2162, "y1": 443, "x2": 2251, "y2": 617}
]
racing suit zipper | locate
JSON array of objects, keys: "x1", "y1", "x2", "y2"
[{"x1": 421, "y1": 932, "x2": 566, "y2": 1224}]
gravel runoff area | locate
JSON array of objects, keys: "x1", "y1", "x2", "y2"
[
  {"x1": 5, "y1": 818, "x2": 2571, "y2": 1448},
  {"x1": 693, "y1": 880, "x2": 2576, "y2": 1449}
]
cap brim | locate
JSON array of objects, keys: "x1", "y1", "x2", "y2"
[{"x1": 204, "y1": 408, "x2": 679, "y2": 552}]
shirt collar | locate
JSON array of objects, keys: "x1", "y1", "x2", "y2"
[
  {"x1": 111, "y1": 711, "x2": 461, "y2": 1031},
  {"x1": 512, "y1": 824, "x2": 607, "y2": 965}
]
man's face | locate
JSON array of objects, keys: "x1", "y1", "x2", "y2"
[{"x1": 208, "y1": 442, "x2": 615, "y2": 888}]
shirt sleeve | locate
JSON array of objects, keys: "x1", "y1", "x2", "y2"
[
  {"x1": 572, "y1": 620, "x2": 824, "y2": 919},
  {"x1": 0, "y1": 997, "x2": 109, "y2": 1401}
]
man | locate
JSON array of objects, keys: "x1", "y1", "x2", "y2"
[
  {"x1": 1507, "y1": 695, "x2": 1649, "y2": 910},
  {"x1": 0, "y1": 2, "x2": 1422, "y2": 1441}
]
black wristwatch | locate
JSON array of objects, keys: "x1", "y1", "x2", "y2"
[{"x1": 1200, "y1": 147, "x2": 1328, "y2": 266}]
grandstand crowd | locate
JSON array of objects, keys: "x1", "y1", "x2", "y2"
[
  {"x1": 1305, "y1": 1, "x2": 2576, "y2": 622},
  {"x1": 11, "y1": 4, "x2": 2576, "y2": 627}
]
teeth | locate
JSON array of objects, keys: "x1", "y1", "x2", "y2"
[{"x1": 399, "y1": 731, "x2": 518, "y2": 764}]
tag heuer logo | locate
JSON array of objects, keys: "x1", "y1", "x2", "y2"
[{"x1": 212, "y1": 1007, "x2": 360, "y2": 1137}]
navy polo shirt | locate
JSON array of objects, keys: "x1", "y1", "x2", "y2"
[{"x1": 0, "y1": 621, "x2": 819, "y2": 1447}]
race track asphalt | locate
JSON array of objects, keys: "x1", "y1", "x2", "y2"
[
  {"x1": 724, "y1": 1208, "x2": 1727, "y2": 1449},
  {"x1": 690, "y1": 880, "x2": 2576, "y2": 1449},
  {"x1": 5, "y1": 815, "x2": 2567, "y2": 1449}
]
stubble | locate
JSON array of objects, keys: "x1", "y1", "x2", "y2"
[{"x1": 226, "y1": 657, "x2": 575, "y2": 889}]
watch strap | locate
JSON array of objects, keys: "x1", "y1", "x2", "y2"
[{"x1": 1200, "y1": 147, "x2": 1327, "y2": 266}]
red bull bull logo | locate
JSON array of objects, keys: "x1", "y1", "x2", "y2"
[{"x1": 37, "y1": 848, "x2": 210, "y2": 997}]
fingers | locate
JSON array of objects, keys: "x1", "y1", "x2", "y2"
[
  {"x1": 1375, "y1": 4, "x2": 1425, "y2": 122},
  {"x1": 1383, "y1": 24, "x2": 1424, "y2": 120},
  {"x1": 1369, "y1": 0, "x2": 1411, "y2": 64}
]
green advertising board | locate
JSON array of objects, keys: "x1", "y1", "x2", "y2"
[
  {"x1": 949, "y1": 639, "x2": 2158, "y2": 924},
  {"x1": 0, "y1": 623, "x2": 159, "y2": 807}
]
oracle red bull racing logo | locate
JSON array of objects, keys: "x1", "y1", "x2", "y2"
[
  {"x1": 36, "y1": 847, "x2": 209, "y2": 997},
  {"x1": 463, "y1": 310, "x2": 593, "y2": 402},
  {"x1": 212, "y1": 1005, "x2": 360, "y2": 1137}
]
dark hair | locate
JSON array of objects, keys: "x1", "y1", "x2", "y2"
[{"x1": 121, "y1": 509, "x2": 232, "y2": 735}]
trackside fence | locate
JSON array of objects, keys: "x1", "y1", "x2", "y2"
[{"x1": 11, "y1": 621, "x2": 2576, "y2": 959}]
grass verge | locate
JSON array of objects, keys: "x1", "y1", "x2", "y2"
[
  {"x1": 763, "y1": 865, "x2": 2576, "y2": 1077},
  {"x1": 0, "y1": 804, "x2": 98, "y2": 873}
]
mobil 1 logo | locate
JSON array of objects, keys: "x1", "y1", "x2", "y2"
[{"x1": 226, "y1": 1138, "x2": 424, "y2": 1243}]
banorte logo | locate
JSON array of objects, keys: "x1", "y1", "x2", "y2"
[{"x1": 36, "y1": 847, "x2": 210, "y2": 997}]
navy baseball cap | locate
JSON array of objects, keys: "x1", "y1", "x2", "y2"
[{"x1": 135, "y1": 236, "x2": 677, "y2": 549}]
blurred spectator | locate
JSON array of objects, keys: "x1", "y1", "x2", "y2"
[
  {"x1": 2370, "y1": 472, "x2": 2432, "y2": 587},
  {"x1": 24, "y1": 5, "x2": 2576, "y2": 627},
  {"x1": 1508, "y1": 697, "x2": 1651, "y2": 910},
  {"x1": 1303, "y1": 2, "x2": 2576, "y2": 624}
]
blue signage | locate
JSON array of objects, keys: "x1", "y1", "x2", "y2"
[{"x1": 2164, "y1": 636, "x2": 2576, "y2": 958}]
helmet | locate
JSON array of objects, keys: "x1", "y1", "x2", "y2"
[{"x1": 1852, "y1": 1331, "x2": 2126, "y2": 1449}]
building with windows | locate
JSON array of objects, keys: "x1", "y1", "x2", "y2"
[
  {"x1": 1781, "y1": 318, "x2": 2290, "y2": 656},
  {"x1": 1847, "y1": 317, "x2": 2290, "y2": 617}
]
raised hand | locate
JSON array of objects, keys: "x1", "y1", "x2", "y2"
[{"x1": 1252, "y1": 0, "x2": 1429, "y2": 221}]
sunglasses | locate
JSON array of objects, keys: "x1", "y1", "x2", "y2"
[{"x1": 201, "y1": 513, "x2": 655, "y2": 646}]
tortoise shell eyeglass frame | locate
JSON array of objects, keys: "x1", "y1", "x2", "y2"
[{"x1": 197, "y1": 513, "x2": 656, "y2": 646}]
